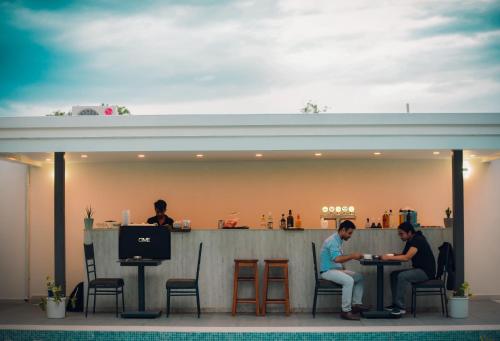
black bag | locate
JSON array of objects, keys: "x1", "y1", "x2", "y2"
[
  {"x1": 66, "y1": 282, "x2": 84, "y2": 312},
  {"x1": 437, "y1": 242, "x2": 456, "y2": 290}
]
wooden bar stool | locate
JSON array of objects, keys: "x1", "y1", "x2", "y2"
[
  {"x1": 232, "y1": 259, "x2": 260, "y2": 316},
  {"x1": 262, "y1": 259, "x2": 290, "y2": 316}
]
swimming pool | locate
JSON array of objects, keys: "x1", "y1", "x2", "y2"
[{"x1": 1, "y1": 329, "x2": 499, "y2": 341}]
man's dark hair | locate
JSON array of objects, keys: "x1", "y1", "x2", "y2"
[
  {"x1": 154, "y1": 199, "x2": 167, "y2": 212},
  {"x1": 339, "y1": 220, "x2": 356, "y2": 231},
  {"x1": 398, "y1": 221, "x2": 416, "y2": 234}
]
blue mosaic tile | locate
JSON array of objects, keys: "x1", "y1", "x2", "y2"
[{"x1": 0, "y1": 330, "x2": 499, "y2": 341}]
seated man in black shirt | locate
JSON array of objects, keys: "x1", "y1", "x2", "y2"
[
  {"x1": 147, "y1": 199, "x2": 174, "y2": 227},
  {"x1": 381, "y1": 222, "x2": 436, "y2": 315}
]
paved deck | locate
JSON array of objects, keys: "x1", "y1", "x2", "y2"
[{"x1": 1, "y1": 299, "x2": 500, "y2": 332}]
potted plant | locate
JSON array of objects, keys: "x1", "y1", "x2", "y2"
[
  {"x1": 300, "y1": 101, "x2": 328, "y2": 114},
  {"x1": 444, "y1": 207, "x2": 453, "y2": 228},
  {"x1": 448, "y1": 282, "x2": 471, "y2": 318},
  {"x1": 84, "y1": 205, "x2": 94, "y2": 230},
  {"x1": 38, "y1": 276, "x2": 75, "y2": 318}
]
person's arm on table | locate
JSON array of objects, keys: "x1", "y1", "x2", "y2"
[
  {"x1": 335, "y1": 253, "x2": 363, "y2": 263},
  {"x1": 328, "y1": 241, "x2": 363, "y2": 264},
  {"x1": 380, "y1": 247, "x2": 417, "y2": 262}
]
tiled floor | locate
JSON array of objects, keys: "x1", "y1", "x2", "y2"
[{"x1": 1, "y1": 299, "x2": 499, "y2": 330}]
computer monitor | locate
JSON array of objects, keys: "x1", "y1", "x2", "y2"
[{"x1": 119, "y1": 225, "x2": 171, "y2": 260}]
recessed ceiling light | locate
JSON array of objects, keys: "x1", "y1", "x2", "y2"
[
  {"x1": 138, "y1": 154, "x2": 145, "y2": 158},
  {"x1": 7, "y1": 157, "x2": 16, "y2": 161},
  {"x1": 45, "y1": 158, "x2": 51, "y2": 162},
  {"x1": 433, "y1": 151, "x2": 440, "y2": 155},
  {"x1": 470, "y1": 154, "x2": 476, "y2": 158},
  {"x1": 255, "y1": 153, "x2": 263, "y2": 158},
  {"x1": 373, "y1": 152, "x2": 382, "y2": 156},
  {"x1": 314, "y1": 153, "x2": 322, "y2": 157},
  {"x1": 81, "y1": 154, "x2": 88, "y2": 158},
  {"x1": 196, "y1": 154, "x2": 204, "y2": 158}
]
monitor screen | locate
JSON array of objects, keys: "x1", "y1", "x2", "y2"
[{"x1": 119, "y1": 225, "x2": 171, "y2": 260}]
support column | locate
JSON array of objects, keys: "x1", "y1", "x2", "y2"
[
  {"x1": 452, "y1": 150, "x2": 464, "y2": 289},
  {"x1": 54, "y1": 152, "x2": 66, "y2": 294}
]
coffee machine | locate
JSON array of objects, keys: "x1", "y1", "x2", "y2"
[{"x1": 399, "y1": 209, "x2": 418, "y2": 227}]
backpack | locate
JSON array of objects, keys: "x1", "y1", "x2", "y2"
[{"x1": 66, "y1": 282, "x2": 84, "y2": 312}]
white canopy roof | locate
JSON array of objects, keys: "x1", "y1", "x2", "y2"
[{"x1": 1, "y1": 113, "x2": 500, "y2": 153}]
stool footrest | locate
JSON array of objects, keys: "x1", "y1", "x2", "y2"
[
  {"x1": 237, "y1": 299, "x2": 258, "y2": 303},
  {"x1": 265, "y1": 299, "x2": 287, "y2": 303},
  {"x1": 237, "y1": 277, "x2": 256, "y2": 281}
]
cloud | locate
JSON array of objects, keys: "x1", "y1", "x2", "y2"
[{"x1": 1, "y1": 0, "x2": 499, "y2": 116}]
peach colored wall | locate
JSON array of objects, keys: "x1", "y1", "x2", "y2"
[{"x1": 28, "y1": 158, "x2": 452, "y2": 296}]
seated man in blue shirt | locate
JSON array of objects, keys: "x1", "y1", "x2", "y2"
[{"x1": 319, "y1": 220, "x2": 368, "y2": 320}]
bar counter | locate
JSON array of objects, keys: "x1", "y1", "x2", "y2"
[{"x1": 84, "y1": 227, "x2": 452, "y2": 313}]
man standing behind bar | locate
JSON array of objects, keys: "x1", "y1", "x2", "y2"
[
  {"x1": 381, "y1": 222, "x2": 436, "y2": 316},
  {"x1": 147, "y1": 199, "x2": 174, "y2": 227},
  {"x1": 319, "y1": 220, "x2": 369, "y2": 320}
]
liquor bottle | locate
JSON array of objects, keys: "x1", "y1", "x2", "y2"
[
  {"x1": 287, "y1": 209, "x2": 294, "y2": 228},
  {"x1": 267, "y1": 212, "x2": 273, "y2": 229},
  {"x1": 364, "y1": 218, "x2": 371, "y2": 228},
  {"x1": 280, "y1": 214, "x2": 286, "y2": 229},
  {"x1": 260, "y1": 214, "x2": 267, "y2": 228},
  {"x1": 296, "y1": 214, "x2": 302, "y2": 228},
  {"x1": 382, "y1": 211, "x2": 389, "y2": 228},
  {"x1": 389, "y1": 209, "x2": 394, "y2": 227}
]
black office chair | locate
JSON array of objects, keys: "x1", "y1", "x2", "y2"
[
  {"x1": 311, "y1": 242, "x2": 342, "y2": 318},
  {"x1": 166, "y1": 242, "x2": 203, "y2": 318},
  {"x1": 84, "y1": 243, "x2": 125, "y2": 317},
  {"x1": 411, "y1": 243, "x2": 450, "y2": 317}
]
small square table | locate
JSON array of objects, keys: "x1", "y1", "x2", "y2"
[
  {"x1": 119, "y1": 258, "x2": 163, "y2": 318},
  {"x1": 359, "y1": 258, "x2": 402, "y2": 319}
]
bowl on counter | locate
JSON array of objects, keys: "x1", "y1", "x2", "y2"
[{"x1": 104, "y1": 220, "x2": 119, "y2": 228}]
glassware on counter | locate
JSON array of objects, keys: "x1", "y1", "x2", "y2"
[
  {"x1": 382, "y1": 211, "x2": 390, "y2": 228},
  {"x1": 295, "y1": 214, "x2": 302, "y2": 228},
  {"x1": 267, "y1": 212, "x2": 273, "y2": 229},
  {"x1": 260, "y1": 214, "x2": 267, "y2": 228},
  {"x1": 287, "y1": 209, "x2": 294, "y2": 228},
  {"x1": 280, "y1": 214, "x2": 286, "y2": 229}
]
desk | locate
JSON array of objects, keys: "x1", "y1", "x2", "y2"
[
  {"x1": 360, "y1": 259, "x2": 401, "y2": 318},
  {"x1": 119, "y1": 259, "x2": 163, "y2": 318}
]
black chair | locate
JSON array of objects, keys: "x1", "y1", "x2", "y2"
[
  {"x1": 311, "y1": 242, "x2": 342, "y2": 318},
  {"x1": 411, "y1": 244, "x2": 450, "y2": 317},
  {"x1": 84, "y1": 243, "x2": 125, "y2": 317},
  {"x1": 166, "y1": 242, "x2": 203, "y2": 318}
]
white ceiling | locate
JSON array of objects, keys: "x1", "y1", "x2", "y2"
[{"x1": 2, "y1": 150, "x2": 499, "y2": 166}]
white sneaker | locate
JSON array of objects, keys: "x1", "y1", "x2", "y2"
[{"x1": 391, "y1": 307, "x2": 406, "y2": 315}]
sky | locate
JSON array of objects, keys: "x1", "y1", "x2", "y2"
[{"x1": 0, "y1": 0, "x2": 499, "y2": 116}]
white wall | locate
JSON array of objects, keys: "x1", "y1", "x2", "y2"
[
  {"x1": 0, "y1": 160, "x2": 28, "y2": 300},
  {"x1": 464, "y1": 159, "x2": 500, "y2": 296}
]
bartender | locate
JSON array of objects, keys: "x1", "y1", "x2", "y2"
[{"x1": 147, "y1": 199, "x2": 174, "y2": 226}]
